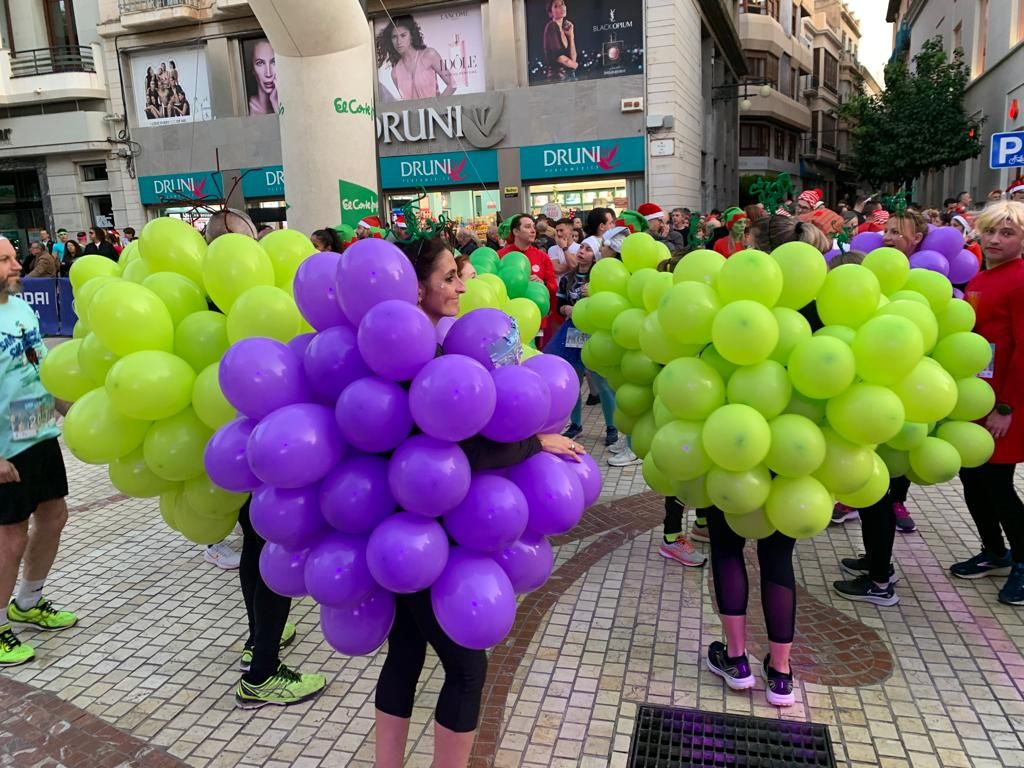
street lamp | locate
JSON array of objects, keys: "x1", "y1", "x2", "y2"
[
  {"x1": 712, "y1": 79, "x2": 775, "y2": 109},
  {"x1": 739, "y1": 98, "x2": 752, "y2": 112}
]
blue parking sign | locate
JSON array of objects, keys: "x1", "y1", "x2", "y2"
[{"x1": 990, "y1": 131, "x2": 1024, "y2": 169}]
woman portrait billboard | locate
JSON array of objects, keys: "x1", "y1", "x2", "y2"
[{"x1": 242, "y1": 37, "x2": 280, "y2": 116}]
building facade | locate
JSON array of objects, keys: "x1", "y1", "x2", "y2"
[
  {"x1": 886, "y1": 0, "x2": 1024, "y2": 205},
  {"x1": 89, "y1": 0, "x2": 745, "y2": 233}
]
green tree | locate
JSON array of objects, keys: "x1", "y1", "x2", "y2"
[{"x1": 841, "y1": 38, "x2": 984, "y2": 188}]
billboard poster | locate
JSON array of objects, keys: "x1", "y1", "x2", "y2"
[
  {"x1": 524, "y1": 0, "x2": 644, "y2": 86},
  {"x1": 373, "y1": 5, "x2": 486, "y2": 105},
  {"x1": 130, "y1": 46, "x2": 212, "y2": 126},
  {"x1": 241, "y1": 38, "x2": 281, "y2": 116}
]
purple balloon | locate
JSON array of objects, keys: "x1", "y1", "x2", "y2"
[
  {"x1": 442, "y1": 308, "x2": 517, "y2": 370},
  {"x1": 443, "y1": 475, "x2": 528, "y2": 553},
  {"x1": 304, "y1": 531, "x2": 376, "y2": 608},
  {"x1": 294, "y1": 250, "x2": 349, "y2": 330},
  {"x1": 409, "y1": 355, "x2": 497, "y2": 441},
  {"x1": 247, "y1": 404, "x2": 346, "y2": 488},
  {"x1": 335, "y1": 376, "x2": 413, "y2": 453},
  {"x1": 365, "y1": 512, "x2": 450, "y2": 593},
  {"x1": 204, "y1": 417, "x2": 260, "y2": 492},
  {"x1": 850, "y1": 231, "x2": 883, "y2": 254},
  {"x1": 337, "y1": 238, "x2": 418, "y2": 326},
  {"x1": 320, "y1": 454, "x2": 396, "y2": 534},
  {"x1": 259, "y1": 543, "x2": 309, "y2": 598},
  {"x1": 287, "y1": 332, "x2": 316, "y2": 359},
  {"x1": 388, "y1": 435, "x2": 471, "y2": 517},
  {"x1": 219, "y1": 338, "x2": 311, "y2": 420},
  {"x1": 524, "y1": 353, "x2": 583, "y2": 431},
  {"x1": 482, "y1": 366, "x2": 550, "y2": 442},
  {"x1": 952, "y1": 287, "x2": 964, "y2": 299},
  {"x1": 250, "y1": 483, "x2": 327, "y2": 550},
  {"x1": 948, "y1": 248, "x2": 980, "y2": 284},
  {"x1": 357, "y1": 300, "x2": 437, "y2": 382},
  {"x1": 909, "y1": 249, "x2": 950, "y2": 276},
  {"x1": 564, "y1": 453, "x2": 602, "y2": 509},
  {"x1": 823, "y1": 247, "x2": 841, "y2": 264},
  {"x1": 436, "y1": 316, "x2": 456, "y2": 343},
  {"x1": 430, "y1": 548, "x2": 517, "y2": 649},
  {"x1": 494, "y1": 532, "x2": 555, "y2": 594},
  {"x1": 920, "y1": 225, "x2": 965, "y2": 260},
  {"x1": 320, "y1": 589, "x2": 395, "y2": 656},
  {"x1": 507, "y1": 452, "x2": 585, "y2": 536},
  {"x1": 303, "y1": 324, "x2": 370, "y2": 403}
]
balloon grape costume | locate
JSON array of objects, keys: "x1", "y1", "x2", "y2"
[
  {"x1": 203, "y1": 238, "x2": 600, "y2": 654},
  {"x1": 460, "y1": 245, "x2": 547, "y2": 339},
  {"x1": 39, "y1": 218, "x2": 317, "y2": 544},
  {"x1": 573, "y1": 230, "x2": 995, "y2": 540}
]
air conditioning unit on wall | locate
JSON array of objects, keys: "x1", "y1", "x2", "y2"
[{"x1": 621, "y1": 97, "x2": 644, "y2": 113}]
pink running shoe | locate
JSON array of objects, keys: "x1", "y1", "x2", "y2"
[
  {"x1": 659, "y1": 538, "x2": 707, "y2": 567},
  {"x1": 893, "y1": 502, "x2": 917, "y2": 533}
]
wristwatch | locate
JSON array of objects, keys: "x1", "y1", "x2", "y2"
[{"x1": 995, "y1": 403, "x2": 1013, "y2": 416}]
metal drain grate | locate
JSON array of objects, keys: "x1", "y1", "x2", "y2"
[{"x1": 628, "y1": 705, "x2": 837, "y2": 767}]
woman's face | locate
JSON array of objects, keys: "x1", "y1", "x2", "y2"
[
  {"x1": 391, "y1": 25, "x2": 413, "y2": 55},
  {"x1": 577, "y1": 243, "x2": 595, "y2": 266},
  {"x1": 419, "y1": 249, "x2": 465, "y2": 321},
  {"x1": 460, "y1": 261, "x2": 477, "y2": 281},
  {"x1": 549, "y1": 0, "x2": 567, "y2": 21},
  {"x1": 882, "y1": 219, "x2": 919, "y2": 256},
  {"x1": 251, "y1": 41, "x2": 276, "y2": 95}
]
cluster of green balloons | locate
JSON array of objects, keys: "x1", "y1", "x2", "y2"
[
  {"x1": 39, "y1": 218, "x2": 316, "y2": 544},
  {"x1": 577, "y1": 235, "x2": 995, "y2": 540},
  {"x1": 462, "y1": 248, "x2": 548, "y2": 338}
]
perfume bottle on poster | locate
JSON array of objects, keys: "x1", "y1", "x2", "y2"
[
  {"x1": 449, "y1": 33, "x2": 469, "y2": 87},
  {"x1": 603, "y1": 34, "x2": 623, "y2": 70}
]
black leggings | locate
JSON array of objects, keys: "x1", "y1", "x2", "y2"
[
  {"x1": 663, "y1": 496, "x2": 707, "y2": 538},
  {"x1": 375, "y1": 590, "x2": 488, "y2": 733},
  {"x1": 858, "y1": 483, "x2": 899, "y2": 584},
  {"x1": 238, "y1": 501, "x2": 292, "y2": 684},
  {"x1": 705, "y1": 506, "x2": 797, "y2": 644},
  {"x1": 960, "y1": 463, "x2": 1024, "y2": 564}
]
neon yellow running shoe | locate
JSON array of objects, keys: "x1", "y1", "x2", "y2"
[
  {"x1": 7, "y1": 599, "x2": 77, "y2": 631},
  {"x1": 235, "y1": 663, "x2": 326, "y2": 709},
  {"x1": 240, "y1": 622, "x2": 296, "y2": 670},
  {"x1": 0, "y1": 624, "x2": 34, "y2": 667}
]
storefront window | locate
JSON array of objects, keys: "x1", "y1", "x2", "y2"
[
  {"x1": 384, "y1": 188, "x2": 501, "y2": 229},
  {"x1": 160, "y1": 204, "x2": 223, "y2": 232},
  {"x1": 526, "y1": 179, "x2": 628, "y2": 217}
]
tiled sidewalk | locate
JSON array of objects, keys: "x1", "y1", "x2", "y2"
[{"x1": 2, "y1": 402, "x2": 1024, "y2": 768}]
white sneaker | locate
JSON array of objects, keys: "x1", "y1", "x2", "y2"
[
  {"x1": 204, "y1": 541, "x2": 240, "y2": 570},
  {"x1": 607, "y1": 448, "x2": 642, "y2": 467},
  {"x1": 608, "y1": 435, "x2": 629, "y2": 454}
]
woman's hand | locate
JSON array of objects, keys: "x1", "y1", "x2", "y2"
[
  {"x1": 0, "y1": 459, "x2": 20, "y2": 484},
  {"x1": 561, "y1": 305, "x2": 573, "y2": 317},
  {"x1": 985, "y1": 410, "x2": 1012, "y2": 439},
  {"x1": 538, "y1": 433, "x2": 585, "y2": 462},
  {"x1": 581, "y1": 283, "x2": 590, "y2": 297}
]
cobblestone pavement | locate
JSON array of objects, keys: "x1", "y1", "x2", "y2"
[{"x1": 2, "y1": 399, "x2": 1024, "y2": 768}]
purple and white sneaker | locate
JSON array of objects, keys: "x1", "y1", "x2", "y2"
[
  {"x1": 762, "y1": 655, "x2": 795, "y2": 707},
  {"x1": 707, "y1": 641, "x2": 755, "y2": 690}
]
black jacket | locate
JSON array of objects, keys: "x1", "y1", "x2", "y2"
[{"x1": 83, "y1": 240, "x2": 118, "y2": 261}]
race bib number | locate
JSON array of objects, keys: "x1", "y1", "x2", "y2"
[
  {"x1": 10, "y1": 395, "x2": 56, "y2": 441},
  {"x1": 565, "y1": 327, "x2": 589, "y2": 349},
  {"x1": 979, "y1": 343, "x2": 995, "y2": 379}
]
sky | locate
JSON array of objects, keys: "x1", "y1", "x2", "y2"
[{"x1": 844, "y1": 0, "x2": 894, "y2": 86}]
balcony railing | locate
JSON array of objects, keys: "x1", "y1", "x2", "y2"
[
  {"x1": 9, "y1": 46, "x2": 96, "y2": 78},
  {"x1": 120, "y1": 0, "x2": 205, "y2": 12}
]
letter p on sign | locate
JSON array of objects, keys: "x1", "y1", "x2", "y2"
[{"x1": 991, "y1": 131, "x2": 1024, "y2": 169}]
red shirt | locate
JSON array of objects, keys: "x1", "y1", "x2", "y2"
[
  {"x1": 965, "y1": 258, "x2": 1024, "y2": 464},
  {"x1": 855, "y1": 221, "x2": 884, "y2": 234},
  {"x1": 498, "y1": 243, "x2": 558, "y2": 344},
  {"x1": 713, "y1": 237, "x2": 745, "y2": 258},
  {"x1": 966, "y1": 241, "x2": 983, "y2": 265}
]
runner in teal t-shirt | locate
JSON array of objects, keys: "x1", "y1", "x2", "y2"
[{"x1": 0, "y1": 237, "x2": 77, "y2": 668}]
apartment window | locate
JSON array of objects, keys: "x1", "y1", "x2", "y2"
[
  {"x1": 821, "y1": 112, "x2": 838, "y2": 150},
  {"x1": 741, "y1": 0, "x2": 779, "y2": 20},
  {"x1": 746, "y1": 51, "x2": 780, "y2": 88},
  {"x1": 1017, "y1": 0, "x2": 1024, "y2": 44},
  {"x1": 788, "y1": 133, "x2": 799, "y2": 163},
  {"x1": 0, "y1": 0, "x2": 12, "y2": 51},
  {"x1": 792, "y1": 9, "x2": 799, "y2": 36},
  {"x1": 80, "y1": 163, "x2": 108, "y2": 182},
  {"x1": 953, "y1": 21, "x2": 962, "y2": 52},
  {"x1": 974, "y1": 0, "x2": 988, "y2": 76},
  {"x1": 823, "y1": 51, "x2": 839, "y2": 93},
  {"x1": 740, "y1": 123, "x2": 771, "y2": 156},
  {"x1": 43, "y1": 0, "x2": 79, "y2": 50},
  {"x1": 774, "y1": 129, "x2": 786, "y2": 159}
]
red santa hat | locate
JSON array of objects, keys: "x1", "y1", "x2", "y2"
[
  {"x1": 357, "y1": 215, "x2": 381, "y2": 229},
  {"x1": 871, "y1": 209, "x2": 890, "y2": 225},
  {"x1": 393, "y1": 214, "x2": 407, "y2": 230},
  {"x1": 774, "y1": 206, "x2": 792, "y2": 218},
  {"x1": 1008, "y1": 177, "x2": 1024, "y2": 197},
  {"x1": 797, "y1": 188, "x2": 822, "y2": 208},
  {"x1": 637, "y1": 203, "x2": 666, "y2": 221}
]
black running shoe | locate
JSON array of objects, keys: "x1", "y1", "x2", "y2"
[
  {"x1": 840, "y1": 556, "x2": 898, "y2": 584},
  {"x1": 605, "y1": 428, "x2": 619, "y2": 447},
  {"x1": 833, "y1": 574, "x2": 900, "y2": 606},
  {"x1": 706, "y1": 641, "x2": 755, "y2": 690},
  {"x1": 562, "y1": 424, "x2": 583, "y2": 439},
  {"x1": 762, "y1": 655, "x2": 795, "y2": 707},
  {"x1": 586, "y1": 393, "x2": 601, "y2": 406}
]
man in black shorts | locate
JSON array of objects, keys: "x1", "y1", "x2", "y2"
[{"x1": 0, "y1": 237, "x2": 75, "y2": 667}]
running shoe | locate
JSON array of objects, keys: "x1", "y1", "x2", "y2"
[
  {"x1": 706, "y1": 641, "x2": 755, "y2": 690},
  {"x1": 950, "y1": 550, "x2": 1014, "y2": 580},
  {"x1": 659, "y1": 537, "x2": 707, "y2": 567},
  {"x1": 833, "y1": 575, "x2": 900, "y2": 606},
  {"x1": 689, "y1": 522, "x2": 710, "y2": 544},
  {"x1": 608, "y1": 435, "x2": 629, "y2": 454},
  {"x1": 893, "y1": 502, "x2": 917, "y2": 533},
  {"x1": 0, "y1": 624, "x2": 34, "y2": 667},
  {"x1": 562, "y1": 424, "x2": 583, "y2": 440},
  {"x1": 586, "y1": 393, "x2": 601, "y2": 406},
  {"x1": 235, "y1": 663, "x2": 327, "y2": 709},
  {"x1": 205, "y1": 542, "x2": 241, "y2": 570},
  {"x1": 831, "y1": 503, "x2": 858, "y2": 525},
  {"x1": 605, "y1": 427, "x2": 619, "y2": 447},
  {"x1": 840, "y1": 555, "x2": 898, "y2": 584},
  {"x1": 608, "y1": 448, "x2": 642, "y2": 467},
  {"x1": 240, "y1": 622, "x2": 298, "y2": 671},
  {"x1": 998, "y1": 563, "x2": 1024, "y2": 606},
  {"x1": 762, "y1": 655, "x2": 795, "y2": 707},
  {"x1": 7, "y1": 599, "x2": 77, "y2": 631}
]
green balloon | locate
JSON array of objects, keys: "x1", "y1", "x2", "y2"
[
  {"x1": 813, "y1": 427, "x2": 875, "y2": 494},
  {"x1": 499, "y1": 263, "x2": 529, "y2": 299},
  {"x1": 851, "y1": 314, "x2": 924, "y2": 385},
  {"x1": 63, "y1": 388, "x2": 150, "y2": 465},
  {"x1": 651, "y1": 420, "x2": 711, "y2": 481},
  {"x1": 72, "y1": 320, "x2": 89, "y2": 339},
  {"x1": 935, "y1": 421, "x2": 995, "y2": 468},
  {"x1": 172, "y1": 497, "x2": 240, "y2": 545},
  {"x1": 183, "y1": 473, "x2": 248, "y2": 516},
  {"x1": 226, "y1": 286, "x2": 301, "y2": 344},
  {"x1": 816, "y1": 264, "x2": 881, "y2": 329},
  {"x1": 673, "y1": 475, "x2": 712, "y2": 509},
  {"x1": 524, "y1": 281, "x2": 550, "y2": 315},
  {"x1": 89, "y1": 281, "x2": 175, "y2": 357},
  {"x1": 700, "y1": 344, "x2": 740, "y2": 383},
  {"x1": 570, "y1": 297, "x2": 597, "y2": 334},
  {"x1": 193, "y1": 363, "x2": 237, "y2": 430},
  {"x1": 652, "y1": 397, "x2": 674, "y2": 428},
  {"x1": 702, "y1": 404, "x2": 771, "y2": 472},
  {"x1": 771, "y1": 241, "x2": 827, "y2": 309},
  {"x1": 260, "y1": 229, "x2": 316, "y2": 287},
  {"x1": 143, "y1": 407, "x2": 213, "y2": 482},
  {"x1": 659, "y1": 357, "x2": 726, "y2": 421},
  {"x1": 77, "y1": 332, "x2": 119, "y2": 386},
  {"x1": 621, "y1": 232, "x2": 661, "y2": 273},
  {"x1": 632, "y1": 410, "x2": 658, "y2": 459},
  {"x1": 707, "y1": 464, "x2": 772, "y2": 516},
  {"x1": 787, "y1": 336, "x2": 856, "y2": 400},
  {"x1": 931, "y1": 331, "x2": 992, "y2": 379},
  {"x1": 765, "y1": 475, "x2": 833, "y2": 539},
  {"x1": 642, "y1": 451, "x2": 676, "y2": 495},
  {"x1": 73, "y1": 275, "x2": 119, "y2": 321},
  {"x1": 727, "y1": 360, "x2": 792, "y2": 420},
  {"x1": 613, "y1": 407, "x2": 638, "y2": 435},
  {"x1": 142, "y1": 273, "x2": 207, "y2": 327},
  {"x1": 638, "y1": 312, "x2": 701, "y2": 365},
  {"x1": 106, "y1": 351, "x2": 197, "y2": 421},
  {"x1": 875, "y1": 299, "x2": 939, "y2": 352},
  {"x1": 69, "y1": 255, "x2": 119, "y2": 294},
  {"x1": 506, "y1": 297, "x2": 542, "y2": 340},
  {"x1": 620, "y1": 350, "x2": 660, "y2": 385},
  {"x1": 476, "y1": 272, "x2": 507, "y2": 303},
  {"x1": 590, "y1": 258, "x2": 630, "y2": 296},
  {"x1": 725, "y1": 508, "x2": 777, "y2": 539},
  {"x1": 611, "y1": 307, "x2": 646, "y2": 350},
  {"x1": 673, "y1": 249, "x2": 725, "y2": 286},
  {"x1": 711, "y1": 300, "x2": 779, "y2": 366},
  {"x1": 783, "y1": 390, "x2": 827, "y2": 423},
  {"x1": 948, "y1": 376, "x2": 995, "y2": 422},
  {"x1": 139, "y1": 217, "x2": 207, "y2": 286},
  {"x1": 876, "y1": 444, "x2": 910, "y2": 478},
  {"x1": 122, "y1": 258, "x2": 151, "y2": 284},
  {"x1": 765, "y1": 414, "x2": 826, "y2": 478},
  {"x1": 587, "y1": 291, "x2": 630, "y2": 331},
  {"x1": 470, "y1": 248, "x2": 499, "y2": 275},
  {"x1": 888, "y1": 289, "x2": 930, "y2": 306},
  {"x1": 500, "y1": 251, "x2": 531, "y2": 274},
  {"x1": 119, "y1": 240, "x2": 140, "y2": 265},
  {"x1": 904, "y1": 268, "x2": 952, "y2": 312},
  {"x1": 203, "y1": 233, "x2": 275, "y2": 313},
  {"x1": 109, "y1": 447, "x2": 178, "y2": 498},
  {"x1": 908, "y1": 436, "x2": 961, "y2": 484},
  {"x1": 891, "y1": 358, "x2": 958, "y2": 423},
  {"x1": 627, "y1": 268, "x2": 659, "y2": 307},
  {"x1": 39, "y1": 340, "x2": 94, "y2": 403},
  {"x1": 886, "y1": 421, "x2": 929, "y2": 451},
  {"x1": 716, "y1": 249, "x2": 783, "y2": 307},
  {"x1": 616, "y1": 383, "x2": 654, "y2": 417},
  {"x1": 175, "y1": 311, "x2": 230, "y2": 373},
  {"x1": 642, "y1": 271, "x2": 674, "y2": 312},
  {"x1": 836, "y1": 453, "x2": 890, "y2": 508},
  {"x1": 861, "y1": 247, "x2": 910, "y2": 295},
  {"x1": 936, "y1": 298, "x2": 976, "y2": 339},
  {"x1": 658, "y1": 282, "x2": 721, "y2": 345},
  {"x1": 770, "y1": 307, "x2": 813, "y2": 366},
  {"x1": 825, "y1": 383, "x2": 905, "y2": 445},
  {"x1": 581, "y1": 331, "x2": 624, "y2": 373},
  {"x1": 813, "y1": 324, "x2": 856, "y2": 345},
  {"x1": 458, "y1": 279, "x2": 497, "y2": 316},
  {"x1": 604, "y1": 367, "x2": 626, "y2": 390}
]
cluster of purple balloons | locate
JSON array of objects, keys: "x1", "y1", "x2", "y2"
[{"x1": 203, "y1": 239, "x2": 602, "y2": 654}]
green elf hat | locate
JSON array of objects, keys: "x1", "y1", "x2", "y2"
[
  {"x1": 616, "y1": 209, "x2": 649, "y2": 234},
  {"x1": 723, "y1": 207, "x2": 748, "y2": 231},
  {"x1": 334, "y1": 223, "x2": 356, "y2": 244},
  {"x1": 497, "y1": 218, "x2": 513, "y2": 240}
]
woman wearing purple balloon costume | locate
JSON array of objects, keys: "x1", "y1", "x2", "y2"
[{"x1": 373, "y1": 236, "x2": 586, "y2": 768}]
